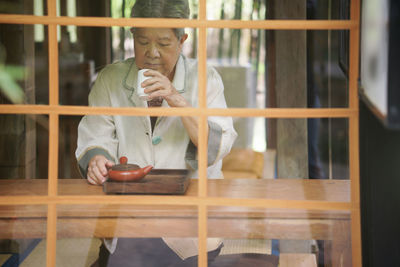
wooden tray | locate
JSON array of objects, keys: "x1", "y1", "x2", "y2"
[{"x1": 103, "y1": 169, "x2": 190, "y2": 195}]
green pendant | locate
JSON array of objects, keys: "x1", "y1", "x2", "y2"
[{"x1": 152, "y1": 136, "x2": 162, "y2": 145}]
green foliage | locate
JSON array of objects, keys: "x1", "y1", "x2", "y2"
[
  {"x1": 0, "y1": 65, "x2": 25, "y2": 104},
  {"x1": 111, "y1": 0, "x2": 137, "y2": 18},
  {"x1": 0, "y1": 45, "x2": 25, "y2": 104}
]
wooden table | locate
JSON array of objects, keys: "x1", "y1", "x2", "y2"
[{"x1": 0, "y1": 178, "x2": 351, "y2": 266}]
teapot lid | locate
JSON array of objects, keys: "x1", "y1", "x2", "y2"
[{"x1": 111, "y1": 157, "x2": 140, "y2": 171}]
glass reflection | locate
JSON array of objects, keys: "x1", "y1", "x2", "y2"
[
  {"x1": 208, "y1": 206, "x2": 352, "y2": 266},
  {"x1": 0, "y1": 205, "x2": 47, "y2": 266},
  {"x1": 208, "y1": 29, "x2": 349, "y2": 109},
  {"x1": 0, "y1": 24, "x2": 49, "y2": 105},
  {"x1": 59, "y1": 115, "x2": 82, "y2": 179},
  {"x1": 219, "y1": 117, "x2": 349, "y2": 182},
  {"x1": 0, "y1": 114, "x2": 49, "y2": 181},
  {"x1": 57, "y1": 204, "x2": 199, "y2": 266}
]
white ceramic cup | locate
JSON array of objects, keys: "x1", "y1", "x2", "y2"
[{"x1": 137, "y1": 69, "x2": 151, "y2": 100}]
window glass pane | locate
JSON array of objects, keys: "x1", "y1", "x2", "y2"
[
  {"x1": 217, "y1": 117, "x2": 348, "y2": 182},
  {"x1": 57, "y1": 204, "x2": 198, "y2": 266},
  {"x1": 59, "y1": 115, "x2": 82, "y2": 179},
  {"x1": 60, "y1": 115, "x2": 202, "y2": 196},
  {"x1": 0, "y1": 24, "x2": 49, "y2": 105},
  {"x1": 59, "y1": 27, "x2": 349, "y2": 109},
  {"x1": 0, "y1": 0, "x2": 44, "y2": 15},
  {"x1": 59, "y1": 26, "x2": 106, "y2": 106},
  {"x1": 0, "y1": 114, "x2": 49, "y2": 185},
  {"x1": 59, "y1": 0, "x2": 198, "y2": 19},
  {"x1": 208, "y1": 206, "x2": 352, "y2": 267},
  {"x1": 207, "y1": 176, "x2": 349, "y2": 202},
  {"x1": 207, "y1": 29, "x2": 349, "y2": 109},
  {"x1": 206, "y1": 0, "x2": 350, "y2": 20},
  {"x1": 0, "y1": 205, "x2": 47, "y2": 266},
  {"x1": 59, "y1": 26, "x2": 196, "y2": 106}
]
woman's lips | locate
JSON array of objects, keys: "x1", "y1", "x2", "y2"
[{"x1": 145, "y1": 63, "x2": 161, "y2": 69}]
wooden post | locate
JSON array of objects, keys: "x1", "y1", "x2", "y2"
[
  {"x1": 269, "y1": 0, "x2": 308, "y2": 179},
  {"x1": 268, "y1": 0, "x2": 311, "y2": 255},
  {"x1": 76, "y1": 0, "x2": 111, "y2": 69}
]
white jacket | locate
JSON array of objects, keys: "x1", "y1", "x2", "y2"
[
  {"x1": 75, "y1": 55, "x2": 237, "y2": 259},
  {"x1": 76, "y1": 55, "x2": 237, "y2": 179}
]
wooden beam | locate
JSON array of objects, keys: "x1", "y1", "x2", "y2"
[{"x1": 0, "y1": 15, "x2": 357, "y2": 30}]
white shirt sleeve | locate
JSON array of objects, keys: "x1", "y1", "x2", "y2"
[
  {"x1": 75, "y1": 70, "x2": 119, "y2": 176},
  {"x1": 206, "y1": 67, "x2": 238, "y2": 165}
]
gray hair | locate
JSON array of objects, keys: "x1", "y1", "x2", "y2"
[{"x1": 131, "y1": 0, "x2": 190, "y2": 39}]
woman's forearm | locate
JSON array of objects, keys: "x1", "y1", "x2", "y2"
[
  {"x1": 164, "y1": 93, "x2": 208, "y2": 147},
  {"x1": 181, "y1": 116, "x2": 209, "y2": 147}
]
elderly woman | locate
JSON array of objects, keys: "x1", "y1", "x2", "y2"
[{"x1": 76, "y1": 0, "x2": 237, "y2": 266}]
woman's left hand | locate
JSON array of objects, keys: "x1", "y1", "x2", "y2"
[
  {"x1": 141, "y1": 69, "x2": 188, "y2": 107},
  {"x1": 141, "y1": 69, "x2": 203, "y2": 146}
]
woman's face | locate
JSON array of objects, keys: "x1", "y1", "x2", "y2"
[{"x1": 133, "y1": 28, "x2": 187, "y2": 81}]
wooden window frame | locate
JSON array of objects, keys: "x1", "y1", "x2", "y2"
[{"x1": 0, "y1": 0, "x2": 362, "y2": 266}]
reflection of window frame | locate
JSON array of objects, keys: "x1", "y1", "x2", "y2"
[{"x1": 0, "y1": 0, "x2": 362, "y2": 266}]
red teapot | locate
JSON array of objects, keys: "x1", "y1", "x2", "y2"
[{"x1": 108, "y1": 156, "x2": 153, "y2": 182}]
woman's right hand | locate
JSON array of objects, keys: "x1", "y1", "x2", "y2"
[{"x1": 87, "y1": 155, "x2": 114, "y2": 185}]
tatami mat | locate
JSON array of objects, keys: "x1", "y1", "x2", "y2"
[
  {"x1": 19, "y1": 238, "x2": 101, "y2": 267},
  {"x1": 220, "y1": 239, "x2": 272, "y2": 255},
  {"x1": 0, "y1": 254, "x2": 12, "y2": 266}
]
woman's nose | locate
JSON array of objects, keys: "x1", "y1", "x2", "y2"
[{"x1": 146, "y1": 44, "x2": 160, "y2": 58}]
